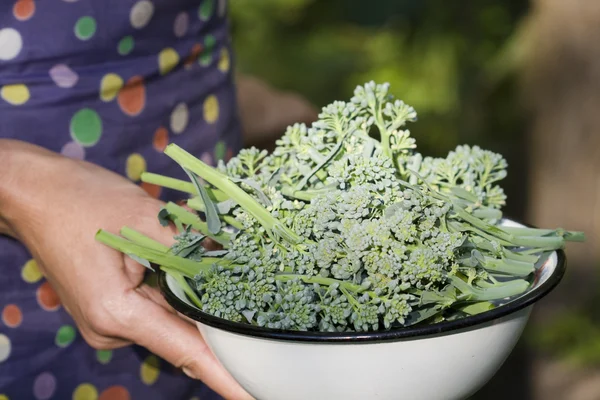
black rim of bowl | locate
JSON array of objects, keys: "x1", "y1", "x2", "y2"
[{"x1": 158, "y1": 249, "x2": 566, "y2": 343}]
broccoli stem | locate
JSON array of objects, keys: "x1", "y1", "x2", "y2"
[
  {"x1": 141, "y1": 172, "x2": 196, "y2": 194},
  {"x1": 118, "y1": 227, "x2": 205, "y2": 309},
  {"x1": 95, "y1": 229, "x2": 214, "y2": 277},
  {"x1": 275, "y1": 273, "x2": 368, "y2": 294},
  {"x1": 162, "y1": 267, "x2": 204, "y2": 309},
  {"x1": 499, "y1": 226, "x2": 586, "y2": 242},
  {"x1": 447, "y1": 274, "x2": 530, "y2": 301},
  {"x1": 141, "y1": 172, "x2": 231, "y2": 202},
  {"x1": 164, "y1": 144, "x2": 302, "y2": 245},
  {"x1": 456, "y1": 301, "x2": 495, "y2": 315},
  {"x1": 481, "y1": 256, "x2": 535, "y2": 277},
  {"x1": 471, "y1": 208, "x2": 503, "y2": 221},
  {"x1": 164, "y1": 202, "x2": 231, "y2": 246},
  {"x1": 295, "y1": 133, "x2": 349, "y2": 191},
  {"x1": 502, "y1": 248, "x2": 540, "y2": 263},
  {"x1": 120, "y1": 226, "x2": 170, "y2": 252},
  {"x1": 280, "y1": 185, "x2": 338, "y2": 201}
]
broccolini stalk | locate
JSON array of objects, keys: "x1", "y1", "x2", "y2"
[
  {"x1": 164, "y1": 144, "x2": 302, "y2": 245},
  {"x1": 141, "y1": 172, "x2": 196, "y2": 194},
  {"x1": 456, "y1": 302, "x2": 495, "y2": 315},
  {"x1": 447, "y1": 274, "x2": 530, "y2": 301},
  {"x1": 141, "y1": 172, "x2": 230, "y2": 202},
  {"x1": 95, "y1": 229, "x2": 216, "y2": 277},
  {"x1": 276, "y1": 273, "x2": 368, "y2": 294},
  {"x1": 120, "y1": 226, "x2": 170, "y2": 252},
  {"x1": 163, "y1": 202, "x2": 231, "y2": 246},
  {"x1": 120, "y1": 227, "x2": 205, "y2": 308},
  {"x1": 499, "y1": 226, "x2": 586, "y2": 242}
]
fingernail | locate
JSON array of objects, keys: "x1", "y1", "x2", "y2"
[{"x1": 182, "y1": 367, "x2": 198, "y2": 380}]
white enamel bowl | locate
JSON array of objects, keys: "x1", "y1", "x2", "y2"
[{"x1": 159, "y1": 220, "x2": 566, "y2": 400}]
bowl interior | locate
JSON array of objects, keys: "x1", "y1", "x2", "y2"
[{"x1": 159, "y1": 218, "x2": 566, "y2": 342}]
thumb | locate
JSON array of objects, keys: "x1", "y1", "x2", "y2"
[{"x1": 126, "y1": 291, "x2": 254, "y2": 400}]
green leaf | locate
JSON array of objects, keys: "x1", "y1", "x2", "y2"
[
  {"x1": 230, "y1": 177, "x2": 271, "y2": 206},
  {"x1": 185, "y1": 169, "x2": 222, "y2": 235},
  {"x1": 158, "y1": 207, "x2": 171, "y2": 227},
  {"x1": 127, "y1": 253, "x2": 154, "y2": 271}
]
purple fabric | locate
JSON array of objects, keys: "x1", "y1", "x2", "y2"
[{"x1": 0, "y1": 1, "x2": 241, "y2": 398}]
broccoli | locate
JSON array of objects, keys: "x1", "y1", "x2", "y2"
[{"x1": 96, "y1": 81, "x2": 585, "y2": 332}]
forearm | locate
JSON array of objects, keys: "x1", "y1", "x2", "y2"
[{"x1": 0, "y1": 139, "x2": 63, "y2": 239}]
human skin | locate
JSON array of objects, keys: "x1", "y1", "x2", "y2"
[{"x1": 0, "y1": 139, "x2": 253, "y2": 400}]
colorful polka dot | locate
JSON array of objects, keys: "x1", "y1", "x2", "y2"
[
  {"x1": 203, "y1": 95, "x2": 219, "y2": 124},
  {"x1": 60, "y1": 141, "x2": 86, "y2": 160},
  {"x1": 198, "y1": 35, "x2": 215, "y2": 66},
  {"x1": 199, "y1": 52, "x2": 211, "y2": 66},
  {"x1": 0, "y1": 28, "x2": 22, "y2": 60},
  {"x1": 130, "y1": 1, "x2": 153, "y2": 29},
  {"x1": 2, "y1": 305, "x2": 22, "y2": 328},
  {"x1": 73, "y1": 383, "x2": 98, "y2": 400},
  {"x1": 13, "y1": 0, "x2": 35, "y2": 21},
  {"x1": 205, "y1": 34, "x2": 216, "y2": 50},
  {"x1": 218, "y1": 48, "x2": 230, "y2": 72},
  {"x1": 117, "y1": 76, "x2": 146, "y2": 116},
  {"x1": 141, "y1": 182, "x2": 161, "y2": 198},
  {"x1": 126, "y1": 153, "x2": 146, "y2": 181},
  {"x1": 55, "y1": 325, "x2": 76, "y2": 348},
  {"x1": 152, "y1": 126, "x2": 169, "y2": 151},
  {"x1": 140, "y1": 355, "x2": 160, "y2": 385},
  {"x1": 98, "y1": 385, "x2": 130, "y2": 400},
  {"x1": 170, "y1": 103, "x2": 189, "y2": 134},
  {"x1": 0, "y1": 334, "x2": 10, "y2": 363},
  {"x1": 33, "y1": 372, "x2": 56, "y2": 400},
  {"x1": 214, "y1": 141, "x2": 226, "y2": 161},
  {"x1": 1, "y1": 84, "x2": 30, "y2": 105},
  {"x1": 96, "y1": 349, "x2": 112, "y2": 365},
  {"x1": 49, "y1": 64, "x2": 78, "y2": 88},
  {"x1": 70, "y1": 108, "x2": 102, "y2": 147},
  {"x1": 118, "y1": 36, "x2": 134, "y2": 55},
  {"x1": 37, "y1": 281, "x2": 61, "y2": 311},
  {"x1": 199, "y1": 0, "x2": 214, "y2": 21},
  {"x1": 100, "y1": 73, "x2": 123, "y2": 102},
  {"x1": 75, "y1": 16, "x2": 96, "y2": 40},
  {"x1": 158, "y1": 48, "x2": 179, "y2": 75},
  {"x1": 21, "y1": 259, "x2": 42, "y2": 283},
  {"x1": 184, "y1": 43, "x2": 203, "y2": 69},
  {"x1": 174, "y1": 12, "x2": 189, "y2": 38}
]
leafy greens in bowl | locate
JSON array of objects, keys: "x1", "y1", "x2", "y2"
[{"x1": 97, "y1": 81, "x2": 583, "y2": 333}]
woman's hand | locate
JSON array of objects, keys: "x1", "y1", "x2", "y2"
[{"x1": 0, "y1": 139, "x2": 253, "y2": 400}]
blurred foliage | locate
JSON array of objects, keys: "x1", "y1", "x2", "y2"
[
  {"x1": 230, "y1": 0, "x2": 528, "y2": 158},
  {"x1": 529, "y1": 271, "x2": 600, "y2": 368},
  {"x1": 533, "y1": 312, "x2": 600, "y2": 367}
]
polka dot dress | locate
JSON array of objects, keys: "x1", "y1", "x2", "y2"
[{"x1": 0, "y1": 0, "x2": 240, "y2": 399}]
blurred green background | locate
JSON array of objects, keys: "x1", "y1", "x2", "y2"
[{"x1": 229, "y1": 1, "x2": 600, "y2": 399}]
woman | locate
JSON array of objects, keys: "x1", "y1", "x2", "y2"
[{"x1": 0, "y1": 1, "x2": 315, "y2": 399}]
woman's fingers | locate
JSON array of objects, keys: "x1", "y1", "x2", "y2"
[{"x1": 126, "y1": 292, "x2": 254, "y2": 400}]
